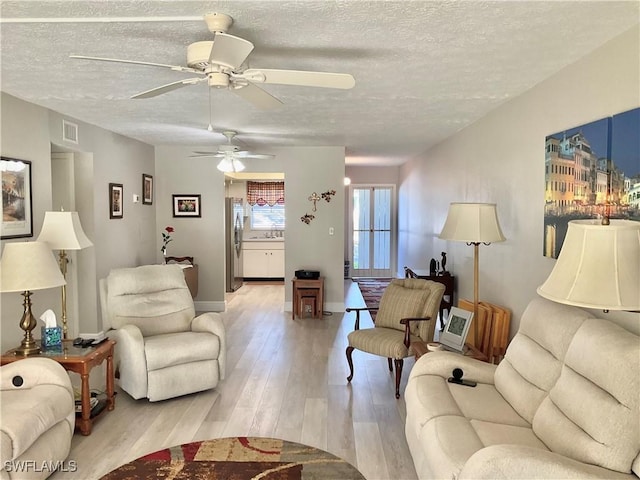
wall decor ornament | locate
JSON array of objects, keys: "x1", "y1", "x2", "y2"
[
  {"x1": 301, "y1": 213, "x2": 315, "y2": 224},
  {"x1": 172, "y1": 194, "x2": 201, "y2": 217},
  {"x1": 1, "y1": 157, "x2": 33, "y2": 239},
  {"x1": 142, "y1": 174, "x2": 153, "y2": 205},
  {"x1": 544, "y1": 107, "x2": 639, "y2": 258},
  {"x1": 109, "y1": 183, "x2": 123, "y2": 219},
  {"x1": 321, "y1": 189, "x2": 336, "y2": 203},
  {"x1": 308, "y1": 192, "x2": 321, "y2": 211}
]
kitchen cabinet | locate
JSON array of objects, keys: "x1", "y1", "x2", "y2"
[{"x1": 243, "y1": 241, "x2": 285, "y2": 278}]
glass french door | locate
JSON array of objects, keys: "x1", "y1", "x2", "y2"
[{"x1": 350, "y1": 185, "x2": 395, "y2": 278}]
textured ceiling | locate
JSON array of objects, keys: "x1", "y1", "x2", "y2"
[{"x1": 1, "y1": 1, "x2": 638, "y2": 166}]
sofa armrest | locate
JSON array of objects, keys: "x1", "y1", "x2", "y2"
[
  {"x1": 191, "y1": 312, "x2": 226, "y2": 380},
  {"x1": 1, "y1": 357, "x2": 73, "y2": 393},
  {"x1": 110, "y1": 325, "x2": 147, "y2": 399},
  {"x1": 408, "y1": 350, "x2": 497, "y2": 385},
  {"x1": 459, "y1": 445, "x2": 636, "y2": 480}
]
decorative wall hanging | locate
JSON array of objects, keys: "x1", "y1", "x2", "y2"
[
  {"x1": 109, "y1": 183, "x2": 124, "y2": 219},
  {"x1": 544, "y1": 107, "x2": 639, "y2": 258},
  {"x1": 142, "y1": 174, "x2": 153, "y2": 205},
  {"x1": 321, "y1": 189, "x2": 336, "y2": 203},
  {"x1": 308, "y1": 192, "x2": 321, "y2": 211},
  {"x1": 1, "y1": 157, "x2": 33, "y2": 239},
  {"x1": 247, "y1": 181, "x2": 284, "y2": 206},
  {"x1": 301, "y1": 213, "x2": 315, "y2": 224},
  {"x1": 173, "y1": 194, "x2": 201, "y2": 217}
]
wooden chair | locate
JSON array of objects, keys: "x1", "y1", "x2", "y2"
[{"x1": 345, "y1": 278, "x2": 445, "y2": 398}]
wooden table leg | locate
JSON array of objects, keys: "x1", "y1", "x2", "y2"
[
  {"x1": 79, "y1": 372, "x2": 91, "y2": 435},
  {"x1": 106, "y1": 349, "x2": 115, "y2": 411}
]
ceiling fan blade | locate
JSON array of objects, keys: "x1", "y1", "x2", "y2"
[
  {"x1": 70, "y1": 55, "x2": 202, "y2": 74},
  {"x1": 132, "y1": 77, "x2": 205, "y2": 99},
  {"x1": 190, "y1": 152, "x2": 224, "y2": 158},
  {"x1": 231, "y1": 82, "x2": 283, "y2": 110},
  {"x1": 242, "y1": 68, "x2": 355, "y2": 89},
  {"x1": 235, "y1": 151, "x2": 274, "y2": 160},
  {"x1": 209, "y1": 33, "x2": 254, "y2": 70}
]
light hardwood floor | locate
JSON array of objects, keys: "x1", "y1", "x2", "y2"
[{"x1": 54, "y1": 281, "x2": 419, "y2": 480}]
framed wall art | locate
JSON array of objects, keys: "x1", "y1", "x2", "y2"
[
  {"x1": 109, "y1": 183, "x2": 123, "y2": 219},
  {"x1": 142, "y1": 174, "x2": 153, "y2": 205},
  {"x1": 1, "y1": 157, "x2": 33, "y2": 239},
  {"x1": 172, "y1": 194, "x2": 201, "y2": 218}
]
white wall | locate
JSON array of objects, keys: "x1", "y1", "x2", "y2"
[{"x1": 398, "y1": 26, "x2": 640, "y2": 336}]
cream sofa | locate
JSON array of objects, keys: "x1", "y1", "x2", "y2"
[
  {"x1": 405, "y1": 297, "x2": 639, "y2": 479},
  {"x1": 1, "y1": 358, "x2": 75, "y2": 479}
]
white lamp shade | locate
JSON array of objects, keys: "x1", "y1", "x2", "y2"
[
  {"x1": 537, "y1": 219, "x2": 640, "y2": 310},
  {"x1": 37, "y1": 211, "x2": 93, "y2": 250},
  {"x1": 217, "y1": 157, "x2": 245, "y2": 173},
  {"x1": 439, "y1": 203, "x2": 506, "y2": 243},
  {"x1": 0, "y1": 241, "x2": 66, "y2": 293}
]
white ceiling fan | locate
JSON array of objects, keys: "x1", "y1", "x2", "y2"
[
  {"x1": 70, "y1": 12, "x2": 355, "y2": 110},
  {"x1": 191, "y1": 131, "x2": 274, "y2": 172}
]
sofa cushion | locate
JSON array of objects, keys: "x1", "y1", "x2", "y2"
[
  {"x1": 1, "y1": 385, "x2": 73, "y2": 460},
  {"x1": 107, "y1": 265, "x2": 195, "y2": 336},
  {"x1": 144, "y1": 331, "x2": 220, "y2": 371},
  {"x1": 533, "y1": 318, "x2": 640, "y2": 474},
  {"x1": 494, "y1": 297, "x2": 592, "y2": 423}
]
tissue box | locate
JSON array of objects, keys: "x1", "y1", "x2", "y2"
[{"x1": 41, "y1": 326, "x2": 62, "y2": 348}]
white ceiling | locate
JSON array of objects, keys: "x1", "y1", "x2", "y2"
[{"x1": 1, "y1": 1, "x2": 638, "y2": 166}]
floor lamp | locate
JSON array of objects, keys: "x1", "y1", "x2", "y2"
[
  {"x1": 439, "y1": 203, "x2": 506, "y2": 346},
  {"x1": 537, "y1": 219, "x2": 640, "y2": 311},
  {"x1": 37, "y1": 211, "x2": 93, "y2": 340},
  {"x1": 0, "y1": 242, "x2": 66, "y2": 355}
]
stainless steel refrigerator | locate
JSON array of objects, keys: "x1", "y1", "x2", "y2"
[{"x1": 225, "y1": 197, "x2": 244, "y2": 292}]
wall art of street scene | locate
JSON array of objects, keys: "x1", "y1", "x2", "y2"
[{"x1": 544, "y1": 107, "x2": 640, "y2": 258}]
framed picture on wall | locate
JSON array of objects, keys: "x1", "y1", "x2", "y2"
[
  {"x1": 1, "y1": 157, "x2": 33, "y2": 239},
  {"x1": 142, "y1": 174, "x2": 153, "y2": 205},
  {"x1": 172, "y1": 194, "x2": 201, "y2": 218},
  {"x1": 109, "y1": 183, "x2": 123, "y2": 219}
]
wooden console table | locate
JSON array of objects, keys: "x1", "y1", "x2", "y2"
[
  {"x1": 405, "y1": 268, "x2": 455, "y2": 329},
  {"x1": 292, "y1": 277, "x2": 324, "y2": 319},
  {"x1": 1, "y1": 339, "x2": 116, "y2": 435}
]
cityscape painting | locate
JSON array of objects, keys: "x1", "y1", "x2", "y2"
[{"x1": 544, "y1": 107, "x2": 640, "y2": 258}]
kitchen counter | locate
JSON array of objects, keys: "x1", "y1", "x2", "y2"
[{"x1": 243, "y1": 237, "x2": 284, "y2": 242}]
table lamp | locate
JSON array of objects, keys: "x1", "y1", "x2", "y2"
[
  {"x1": 537, "y1": 219, "x2": 640, "y2": 311},
  {"x1": 0, "y1": 241, "x2": 66, "y2": 355},
  {"x1": 37, "y1": 210, "x2": 93, "y2": 339},
  {"x1": 439, "y1": 203, "x2": 506, "y2": 345}
]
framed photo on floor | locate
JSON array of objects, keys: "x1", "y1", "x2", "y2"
[
  {"x1": 173, "y1": 194, "x2": 201, "y2": 218},
  {"x1": 109, "y1": 183, "x2": 123, "y2": 219},
  {"x1": 142, "y1": 174, "x2": 153, "y2": 205},
  {"x1": 1, "y1": 157, "x2": 33, "y2": 239}
]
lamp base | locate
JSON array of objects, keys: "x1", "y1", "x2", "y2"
[
  {"x1": 14, "y1": 341, "x2": 40, "y2": 356},
  {"x1": 15, "y1": 290, "x2": 41, "y2": 356}
]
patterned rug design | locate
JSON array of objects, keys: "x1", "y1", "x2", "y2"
[
  {"x1": 101, "y1": 436, "x2": 365, "y2": 480},
  {"x1": 354, "y1": 278, "x2": 392, "y2": 320}
]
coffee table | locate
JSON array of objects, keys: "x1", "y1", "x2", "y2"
[{"x1": 1, "y1": 338, "x2": 116, "y2": 435}]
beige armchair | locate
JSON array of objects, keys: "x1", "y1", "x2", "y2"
[
  {"x1": 99, "y1": 264, "x2": 225, "y2": 402},
  {"x1": 346, "y1": 278, "x2": 445, "y2": 398},
  {"x1": 1, "y1": 358, "x2": 75, "y2": 479}
]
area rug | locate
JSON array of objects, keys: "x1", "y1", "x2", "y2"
[
  {"x1": 101, "y1": 436, "x2": 365, "y2": 480},
  {"x1": 354, "y1": 278, "x2": 391, "y2": 319}
]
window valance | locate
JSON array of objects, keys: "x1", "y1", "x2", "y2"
[{"x1": 246, "y1": 181, "x2": 285, "y2": 207}]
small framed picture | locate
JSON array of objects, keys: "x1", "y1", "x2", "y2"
[
  {"x1": 142, "y1": 174, "x2": 153, "y2": 205},
  {"x1": 109, "y1": 183, "x2": 124, "y2": 219},
  {"x1": 172, "y1": 194, "x2": 201, "y2": 218},
  {"x1": 1, "y1": 157, "x2": 33, "y2": 239},
  {"x1": 439, "y1": 307, "x2": 473, "y2": 352}
]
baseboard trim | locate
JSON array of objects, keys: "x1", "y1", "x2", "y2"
[{"x1": 194, "y1": 301, "x2": 226, "y2": 312}]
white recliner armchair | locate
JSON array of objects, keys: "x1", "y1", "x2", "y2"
[
  {"x1": 100, "y1": 264, "x2": 226, "y2": 402},
  {"x1": 1, "y1": 357, "x2": 75, "y2": 480}
]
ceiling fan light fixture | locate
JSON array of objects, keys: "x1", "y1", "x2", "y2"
[{"x1": 216, "y1": 157, "x2": 245, "y2": 173}]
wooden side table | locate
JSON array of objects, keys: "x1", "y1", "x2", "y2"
[
  {"x1": 1, "y1": 338, "x2": 116, "y2": 435},
  {"x1": 292, "y1": 277, "x2": 324, "y2": 319}
]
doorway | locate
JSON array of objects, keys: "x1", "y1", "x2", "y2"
[{"x1": 349, "y1": 185, "x2": 395, "y2": 278}]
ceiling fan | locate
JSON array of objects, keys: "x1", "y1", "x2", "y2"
[
  {"x1": 70, "y1": 12, "x2": 355, "y2": 110},
  {"x1": 191, "y1": 131, "x2": 274, "y2": 172}
]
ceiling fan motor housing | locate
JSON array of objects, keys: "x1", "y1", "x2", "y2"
[{"x1": 204, "y1": 12, "x2": 233, "y2": 33}]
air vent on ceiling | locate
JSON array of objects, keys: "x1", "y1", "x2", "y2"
[{"x1": 62, "y1": 120, "x2": 78, "y2": 144}]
